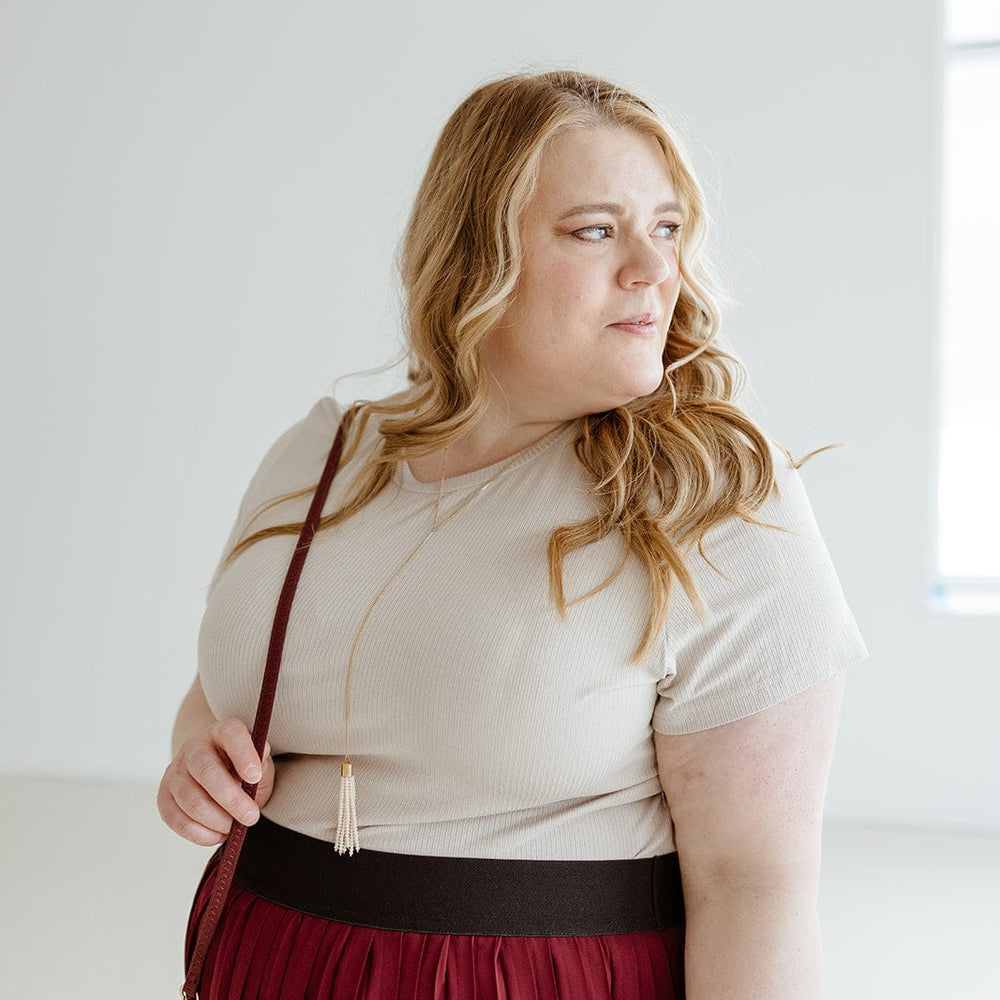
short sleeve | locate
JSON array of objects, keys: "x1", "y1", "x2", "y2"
[
  {"x1": 651, "y1": 442, "x2": 869, "y2": 735},
  {"x1": 204, "y1": 395, "x2": 343, "y2": 600}
]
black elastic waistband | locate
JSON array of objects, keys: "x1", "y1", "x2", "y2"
[{"x1": 232, "y1": 816, "x2": 685, "y2": 937}]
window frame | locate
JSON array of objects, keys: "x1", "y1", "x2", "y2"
[{"x1": 928, "y1": 12, "x2": 1000, "y2": 616}]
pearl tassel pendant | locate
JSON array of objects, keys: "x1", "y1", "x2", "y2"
[{"x1": 334, "y1": 759, "x2": 360, "y2": 856}]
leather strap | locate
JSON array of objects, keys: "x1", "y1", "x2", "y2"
[{"x1": 181, "y1": 407, "x2": 353, "y2": 1000}]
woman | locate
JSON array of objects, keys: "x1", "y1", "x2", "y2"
[{"x1": 160, "y1": 69, "x2": 868, "y2": 1000}]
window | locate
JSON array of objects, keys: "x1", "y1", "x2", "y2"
[{"x1": 932, "y1": 0, "x2": 1000, "y2": 613}]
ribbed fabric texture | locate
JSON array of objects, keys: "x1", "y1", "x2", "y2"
[
  {"x1": 197, "y1": 396, "x2": 869, "y2": 860},
  {"x1": 185, "y1": 848, "x2": 687, "y2": 1000}
]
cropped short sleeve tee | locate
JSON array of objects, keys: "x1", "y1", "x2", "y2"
[{"x1": 197, "y1": 396, "x2": 869, "y2": 860}]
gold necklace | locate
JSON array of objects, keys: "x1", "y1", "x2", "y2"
[{"x1": 333, "y1": 430, "x2": 563, "y2": 855}]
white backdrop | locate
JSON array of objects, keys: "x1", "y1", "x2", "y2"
[{"x1": 3, "y1": 0, "x2": 996, "y2": 831}]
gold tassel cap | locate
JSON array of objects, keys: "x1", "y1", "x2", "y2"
[{"x1": 335, "y1": 759, "x2": 360, "y2": 856}]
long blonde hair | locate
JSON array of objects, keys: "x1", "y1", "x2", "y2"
[{"x1": 222, "y1": 69, "x2": 831, "y2": 662}]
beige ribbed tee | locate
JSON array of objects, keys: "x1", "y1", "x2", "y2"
[{"x1": 197, "y1": 396, "x2": 869, "y2": 860}]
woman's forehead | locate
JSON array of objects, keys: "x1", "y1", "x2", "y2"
[{"x1": 531, "y1": 127, "x2": 679, "y2": 213}]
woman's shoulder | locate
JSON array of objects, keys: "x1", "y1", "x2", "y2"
[
  {"x1": 265, "y1": 384, "x2": 430, "y2": 479},
  {"x1": 309, "y1": 394, "x2": 344, "y2": 428},
  {"x1": 658, "y1": 431, "x2": 849, "y2": 628},
  {"x1": 752, "y1": 433, "x2": 818, "y2": 530},
  {"x1": 700, "y1": 434, "x2": 830, "y2": 561},
  {"x1": 231, "y1": 394, "x2": 345, "y2": 515},
  {"x1": 299, "y1": 395, "x2": 345, "y2": 457},
  {"x1": 266, "y1": 394, "x2": 343, "y2": 469}
]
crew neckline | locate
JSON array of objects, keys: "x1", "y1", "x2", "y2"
[{"x1": 396, "y1": 419, "x2": 579, "y2": 494}]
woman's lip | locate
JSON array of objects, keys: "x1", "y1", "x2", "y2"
[
  {"x1": 613, "y1": 313, "x2": 658, "y2": 325},
  {"x1": 608, "y1": 320, "x2": 658, "y2": 336}
]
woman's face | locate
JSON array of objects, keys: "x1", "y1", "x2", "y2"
[{"x1": 483, "y1": 125, "x2": 684, "y2": 424}]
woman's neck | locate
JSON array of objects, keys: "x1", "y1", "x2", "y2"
[{"x1": 405, "y1": 412, "x2": 569, "y2": 483}]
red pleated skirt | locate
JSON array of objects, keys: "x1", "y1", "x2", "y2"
[{"x1": 184, "y1": 847, "x2": 686, "y2": 1000}]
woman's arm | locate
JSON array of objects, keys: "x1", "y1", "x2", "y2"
[
  {"x1": 171, "y1": 675, "x2": 220, "y2": 758},
  {"x1": 654, "y1": 670, "x2": 846, "y2": 1000}
]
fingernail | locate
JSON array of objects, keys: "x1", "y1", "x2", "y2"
[{"x1": 247, "y1": 765, "x2": 261, "y2": 782}]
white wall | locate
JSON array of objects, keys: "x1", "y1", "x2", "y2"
[{"x1": 4, "y1": 0, "x2": 995, "y2": 830}]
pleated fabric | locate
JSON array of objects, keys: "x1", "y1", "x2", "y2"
[{"x1": 184, "y1": 848, "x2": 686, "y2": 1000}]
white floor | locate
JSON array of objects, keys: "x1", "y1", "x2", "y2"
[{"x1": 2, "y1": 774, "x2": 998, "y2": 1000}]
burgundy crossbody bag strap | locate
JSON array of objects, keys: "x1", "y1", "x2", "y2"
[{"x1": 181, "y1": 406, "x2": 355, "y2": 1000}]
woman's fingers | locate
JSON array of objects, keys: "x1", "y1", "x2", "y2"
[
  {"x1": 157, "y1": 786, "x2": 229, "y2": 846},
  {"x1": 250, "y1": 741, "x2": 275, "y2": 805},
  {"x1": 215, "y1": 718, "x2": 267, "y2": 785},
  {"x1": 187, "y1": 743, "x2": 261, "y2": 827},
  {"x1": 171, "y1": 758, "x2": 245, "y2": 829}
]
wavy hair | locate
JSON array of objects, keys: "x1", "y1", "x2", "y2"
[{"x1": 221, "y1": 69, "x2": 833, "y2": 662}]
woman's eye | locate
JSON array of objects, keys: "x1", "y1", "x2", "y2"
[
  {"x1": 653, "y1": 222, "x2": 682, "y2": 240},
  {"x1": 574, "y1": 225, "x2": 612, "y2": 241}
]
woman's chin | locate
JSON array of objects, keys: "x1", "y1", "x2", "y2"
[
  {"x1": 614, "y1": 367, "x2": 666, "y2": 405},
  {"x1": 590, "y1": 371, "x2": 663, "y2": 413}
]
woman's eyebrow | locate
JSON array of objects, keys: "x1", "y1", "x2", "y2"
[{"x1": 556, "y1": 201, "x2": 683, "y2": 220}]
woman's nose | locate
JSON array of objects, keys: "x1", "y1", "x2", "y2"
[{"x1": 617, "y1": 237, "x2": 674, "y2": 288}]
